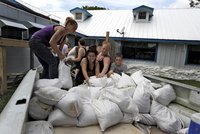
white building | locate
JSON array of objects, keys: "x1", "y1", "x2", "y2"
[{"x1": 53, "y1": 6, "x2": 200, "y2": 70}]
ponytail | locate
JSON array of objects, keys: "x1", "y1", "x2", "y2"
[{"x1": 65, "y1": 17, "x2": 78, "y2": 28}]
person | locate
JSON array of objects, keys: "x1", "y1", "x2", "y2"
[
  {"x1": 96, "y1": 41, "x2": 111, "y2": 78},
  {"x1": 108, "y1": 53, "x2": 127, "y2": 76},
  {"x1": 68, "y1": 38, "x2": 87, "y2": 86},
  {"x1": 80, "y1": 45, "x2": 100, "y2": 84},
  {"x1": 29, "y1": 17, "x2": 78, "y2": 79},
  {"x1": 61, "y1": 38, "x2": 70, "y2": 56}
]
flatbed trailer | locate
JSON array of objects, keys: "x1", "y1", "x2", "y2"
[{"x1": 0, "y1": 69, "x2": 199, "y2": 134}]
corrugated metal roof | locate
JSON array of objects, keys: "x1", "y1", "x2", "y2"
[
  {"x1": 15, "y1": 0, "x2": 61, "y2": 22},
  {"x1": 0, "y1": 18, "x2": 27, "y2": 29},
  {"x1": 51, "y1": 8, "x2": 200, "y2": 42},
  {"x1": 21, "y1": 21, "x2": 45, "y2": 29}
]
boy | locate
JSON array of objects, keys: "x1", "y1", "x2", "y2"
[{"x1": 108, "y1": 53, "x2": 127, "y2": 76}]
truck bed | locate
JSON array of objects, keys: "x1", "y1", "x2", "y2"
[
  {"x1": 1, "y1": 69, "x2": 199, "y2": 134},
  {"x1": 54, "y1": 124, "x2": 166, "y2": 134}
]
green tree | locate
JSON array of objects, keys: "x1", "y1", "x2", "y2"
[
  {"x1": 82, "y1": 5, "x2": 107, "y2": 10},
  {"x1": 189, "y1": 0, "x2": 200, "y2": 7}
]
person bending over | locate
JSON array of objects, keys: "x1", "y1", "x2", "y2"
[{"x1": 29, "y1": 17, "x2": 78, "y2": 79}]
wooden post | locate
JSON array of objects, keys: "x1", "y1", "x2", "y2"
[
  {"x1": 0, "y1": 38, "x2": 28, "y2": 94},
  {"x1": 0, "y1": 47, "x2": 7, "y2": 95},
  {"x1": 106, "y1": 31, "x2": 109, "y2": 42}
]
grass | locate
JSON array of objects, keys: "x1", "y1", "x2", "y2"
[{"x1": 0, "y1": 87, "x2": 16, "y2": 113}]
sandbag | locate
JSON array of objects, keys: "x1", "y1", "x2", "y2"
[
  {"x1": 68, "y1": 85, "x2": 91, "y2": 103},
  {"x1": 48, "y1": 109, "x2": 78, "y2": 127},
  {"x1": 77, "y1": 104, "x2": 98, "y2": 127},
  {"x1": 34, "y1": 78, "x2": 62, "y2": 90},
  {"x1": 56, "y1": 92, "x2": 81, "y2": 117},
  {"x1": 119, "y1": 86, "x2": 136, "y2": 98},
  {"x1": 152, "y1": 84, "x2": 176, "y2": 106},
  {"x1": 117, "y1": 73, "x2": 136, "y2": 88},
  {"x1": 100, "y1": 87, "x2": 139, "y2": 115},
  {"x1": 132, "y1": 81, "x2": 151, "y2": 113},
  {"x1": 120, "y1": 112, "x2": 135, "y2": 124},
  {"x1": 58, "y1": 60, "x2": 73, "y2": 89},
  {"x1": 92, "y1": 99, "x2": 123, "y2": 131},
  {"x1": 135, "y1": 114, "x2": 156, "y2": 126},
  {"x1": 109, "y1": 73, "x2": 121, "y2": 84},
  {"x1": 29, "y1": 96, "x2": 52, "y2": 120},
  {"x1": 88, "y1": 76, "x2": 107, "y2": 87},
  {"x1": 89, "y1": 86, "x2": 102, "y2": 99},
  {"x1": 34, "y1": 86, "x2": 67, "y2": 105},
  {"x1": 67, "y1": 46, "x2": 77, "y2": 58},
  {"x1": 130, "y1": 70, "x2": 150, "y2": 85},
  {"x1": 25, "y1": 121, "x2": 55, "y2": 134},
  {"x1": 150, "y1": 101, "x2": 184, "y2": 134}
]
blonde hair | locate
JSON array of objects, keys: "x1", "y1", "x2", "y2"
[
  {"x1": 102, "y1": 41, "x2": 111, "y2": 50},
  {"x1": 64, "y1": 17, "x2": 78, "y2": 29}
]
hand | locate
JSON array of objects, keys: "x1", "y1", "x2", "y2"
[
  {"x1": 97, "y1": 73, "x2": 104, "y2": 78},
  {"x1": 59, "y1": 54, "x2": 65, "y2": 60},
  {"x1": 63, "y1": 57, "x2": 73, "y2": 65}
]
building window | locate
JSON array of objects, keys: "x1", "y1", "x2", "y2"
[
  {"x1": 75, "y1": 13, "x2": 82, "y2": 20},
  {"x1": 122, "y1": 42, "x2": 157, "y2": 61},
  {"x1": 138, "y1": 11, "x2": 146, "y2": 19},
  {"x1": 186, "y1": 45, "x2": 200, "y2": 65}
]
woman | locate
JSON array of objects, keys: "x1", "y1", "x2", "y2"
[
  {"x1": 29, "y1": 17, "x2": 78, "y2": 79},
  {"x1": 68, "y1": 38, "x2": 87, "y2": 86},
  {"x1": 96, "y1": 41, "x2": 111, "y2": 78},
  {"x1": 80, "y1": 45, "x2": 100, "y2": 84}
]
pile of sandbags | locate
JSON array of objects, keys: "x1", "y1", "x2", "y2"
[{"x1": 28, "y1": 70, "x2": 186, "y2": 133}]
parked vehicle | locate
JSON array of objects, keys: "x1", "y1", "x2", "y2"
[{"x1": 0, "y1": 69, "x2": 199, "y2": 134}]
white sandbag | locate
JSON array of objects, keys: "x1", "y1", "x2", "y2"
[
  {"x1": 56, "y1": 92, "x2": 81, "y2": 117},
  {"x1": 110, "y1": 73, "x2": 121, "y2": 84},
  {"x1": 120, "y1": 112, "x2": 134, "y2": 124},
  {"x1": 106, "y1": 77, "x2": 115, "y2": 87},
  {"x1": 89, "y1": 86, "x2": 102, "y2": 99},
  {"x1": 34, "y1": 87, "x2": 67, "y2": 105},
  {"x1": 92, "y1": 99, "x2": 123, "y2": 131},
  {"x1": 58, "y1": 60, "x2": 73, "y2": 89},
  {"x1": 135, "y1": 114, "x2": 156, "y2": 125},
  {"x1": 132, "y1": 81, "x2": 151, "y2": 113},
  {"x1": 48, "y1": 109, "x2": 78, "y2": 127},
  {"x1": 177, "y1": 128, "x2": 188, "y2": 134},
  {"x1": 77, "y1": 104, "x2": 98, "y2": 127},
  {"x1": 150, "y1": 101, "x2": 184, "y2": 134},
  {"x1": 25, "y1": 121, "x2": 55, "y2": 134},
  {"x1": 88, "y1": 76, "x2": 107, "y2": 87},
  {"x1": 68, "y1": 85, "x2": 91, "y2": 103},
  {"x1": 118, "y1": 86, "x2": 136, "y2": 98},
  {"x1": 100, "y1": 87, "x2": 139, "y2": 115},
  {"x1": 67, "y1": 46, "x2": 77, "y2": 58},
  {"x1": 130, "y1": 70, "x2": 150, "y2": 85},
  {"x1": 151, "y1": 82, "x2": 162, "y2": 89},
  {"x1": 34, "y1": 78, "x2": 62, "y2": 90},
  {"x1": 29, "y1": 96, "x2": 52, "y2": 120},
  {"x1": 117, "y1": 73, "x2": 136, "y2": 88},
  {"x1": 152, "y1": 84, "x2": 176, "y2": 106}
]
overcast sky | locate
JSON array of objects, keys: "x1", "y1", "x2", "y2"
[{"x1": 18, "y1": 0, "x2": 190, "y2": 12}]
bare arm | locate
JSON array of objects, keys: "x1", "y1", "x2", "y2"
[
  {"x1": 49, "y1": 26, "x2": 65, "y2": 60},
  {"x1": 73, "y1": 47, "x2": 85, "y2": 62},
  {"x1": 95, "y1": 60, "x2": 100, "y2": 76},
  {"x1": 97, "y1": 57, "x2": 110, "y2": 77},
  {"x1": 81, "y1": 58, "x2": 89, "y2": 82},
  {"x1": 107, "y1": 63, "x2": 114, "y2": 77}
]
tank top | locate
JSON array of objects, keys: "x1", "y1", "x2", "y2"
[
  {"x1": 99, "y1": 55, "x2": 111, "y2": 73},
  {"x1": 74, "y1": 47, "x2": 87, "y2": 68},
  {"x1": 86, "y1": 58, "x2": 96, "y2": 77},
  {"x1": 32, "y1": 25, "x2": 66, "y2": 47}
]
